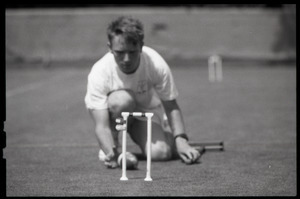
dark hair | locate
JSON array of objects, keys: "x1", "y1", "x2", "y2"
[{"x1": 107, "y1": 16, "x2": 144, "y2": 46}]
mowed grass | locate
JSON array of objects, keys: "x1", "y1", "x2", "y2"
[{"x1": 5, "y1": 60, "x2": 296, "y2": 196}]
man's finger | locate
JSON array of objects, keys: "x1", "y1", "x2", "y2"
[
  {"x1": 104, "y1": 160, "x2": 118, "y2": 169},
  {"x1": 195, "y1": 146, "x2": 206, "y2": 155},
  {"x1": 183, "y1": 149, "x2": 202, "y2": 164},
  {"x1": 180, "y1": 153, "x2": 193, "y2": 164},
  {"x1": 187, "y1": 150, "x2": 195, "y2": 160},
  {"x1": 104, "y1": 161, "x2": 112, "y2": 168},
  {"x1": 191, "y1": 150, "x2": 201, "y2": 162},
  {"x1": 104, "y1": 153, "x2": 113, "y2": 161}
]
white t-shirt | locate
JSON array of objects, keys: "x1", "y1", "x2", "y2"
[{"x1": 84, "y1": 46, "x2": 178, "y2": 111}]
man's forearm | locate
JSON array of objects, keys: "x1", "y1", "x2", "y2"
[
  {"x1": 166, "y1": 108, "x2": 186, "y2": 137},
  {"x1": 162, "y1": 100, "x2": 186, "y2": 137},
  {"x1": 95, "y1": 126, "x2": 117, "y2": 155}
]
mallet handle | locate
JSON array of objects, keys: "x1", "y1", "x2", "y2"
[{"x1": 189, "y1": 141, "x2": 224, "y2": 151}]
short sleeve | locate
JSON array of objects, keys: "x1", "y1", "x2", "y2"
[
  {"x1": 144, "y1": 47, "x2": 179, "y2": 101},
  {"x1": 84, "y1": 68, "x2": 110, "y2": 110},
  {"x1": 153, "y1": 63, "x2": 179, "y2": 101}
]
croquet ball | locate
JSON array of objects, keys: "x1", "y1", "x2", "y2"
[
  {"x1": 118, "y1": 152, "x2": 139, "y2": 170},
  {"x1": 115, "y1": 124, "x2": 124, "y2": 131}
]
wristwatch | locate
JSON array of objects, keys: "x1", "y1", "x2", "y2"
[{"x1": 174, "y1": 133, "x2": 189, "y2": 141}]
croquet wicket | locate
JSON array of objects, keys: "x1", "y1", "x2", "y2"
[
  {"x1": 116, "y1": 112, "x2": 154, "y2": 181},
  {"x1": 208, "y1": 55, "x2": 223, "y2": 82}
]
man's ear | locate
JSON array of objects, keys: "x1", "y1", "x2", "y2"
[
  {"x1": 107, "y1": 42, "x2": 112, "y2": 52},
  {"x1": 139, "y1": 42, "x2": 144, "y2": 51}
]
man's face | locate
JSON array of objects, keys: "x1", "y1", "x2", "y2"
[{"x1": 109, "y1": 35, "x2": 143, "y2": 74}]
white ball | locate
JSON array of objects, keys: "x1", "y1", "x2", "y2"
[
  {"x1": 118, "y1": 152, "x2": 138, "y2": 170},
  {"x1": 116, "y1": 124, "x2": 124, "y2": 131}
]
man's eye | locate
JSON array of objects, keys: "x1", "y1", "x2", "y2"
[
  {"x1": 115, "y1": 51, "x2": 124, "y2": 56},
  {"x1": 130, "y1": 51, "x2": 137, "y2": 54},
  {"x1": 113, "y1": 50, "x2": 137, "y2": 56}
]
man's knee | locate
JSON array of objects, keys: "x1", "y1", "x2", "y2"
[
  {"x1": 150, "y1": 141, "x2": 172, "y2": 161},
  {"x1": 108, "y1": 90, "x2": 136, "y2": 119}
]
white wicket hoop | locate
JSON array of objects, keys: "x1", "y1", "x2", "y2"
[
  {"x1": 116, "y1": 112, "x2": 154, "y2": 181},
  {"x1": 208, "y1": 55, "x2": 223, "y2": 82}
]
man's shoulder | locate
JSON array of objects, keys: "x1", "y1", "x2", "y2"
[
  {"x1": 94, "y1": 52, "x2": 115, "y2": 67},
  {"x1": 88, "y1": 52, "x2": 115, "y2": 80},
  {"x1": 142, "y1": 46, "x2": 169, "y2": 70},
  {"x1": 142, "y1": 46, "x2": 160, "y2": 57},
  {"x1": 91, "y1": 52, "x2": 115, "y2": 72}
]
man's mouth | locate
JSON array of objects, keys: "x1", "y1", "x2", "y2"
[{"x1": 121, "y1": 63, "x2": 132, "y2": 69}]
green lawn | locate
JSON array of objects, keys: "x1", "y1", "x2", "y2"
[{"x1": 5, "y1": 60, "x2": 296, "y2": 196}]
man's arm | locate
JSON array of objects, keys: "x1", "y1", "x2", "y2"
[
  {"x1": 162, "y1": 99, "x2": 200, "y2": 164},
  {"x1": 88, "y1": 109, "x2": 118, "y2": 168}
]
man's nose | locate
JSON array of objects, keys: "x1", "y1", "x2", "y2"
[{"x1": 123, "y1": 53, "x2": 130, "y2": 62}]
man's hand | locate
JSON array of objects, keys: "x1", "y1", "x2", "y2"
[
  {"x1": 104, "y1": 149, "x2": 119, "y2": 169},
  {"x1": 175, "y1": 137, "x2": 202, "y2": 164}
]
